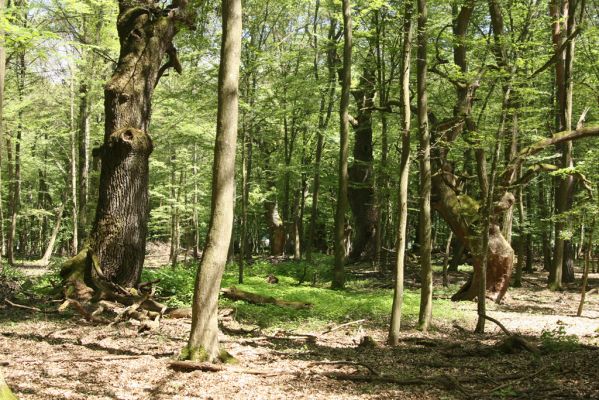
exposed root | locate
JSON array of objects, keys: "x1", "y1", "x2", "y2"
[
  {"x1": 484, "y1": 315, "x2": 540, "y2": 355},
  {"x1": 57, "y1": 248, "x2": 185, "y2": 331}
]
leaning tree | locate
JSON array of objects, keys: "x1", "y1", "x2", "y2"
[
  {"x1": 61, "y1": 0, "x2": 192, "y2": 295},
  {"x1": 427, "y1": 0, "x2": 599, "y2": 303}
]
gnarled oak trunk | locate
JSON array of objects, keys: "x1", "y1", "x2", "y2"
[
  {"x1": 348, "y1": 68, "x2": 378, "y2": 262},
  {"x1": 432, "y1": 173, "x2": 514, "y2": 303},
  {"x1": 62, "y1": 1, "x2": 187, "y2": 290}
]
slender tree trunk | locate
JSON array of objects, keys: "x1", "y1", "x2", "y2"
[
  {"x1": 442, "y1": 232, "x2": 452, "y2": 287},
  {"x1": 70, "y1": 67, "x2": 79, "y2": 255},
  {"x1": 333, "y1": 0, "x2": 352, "y2": 290},
  {"x1": 0, "y1": 0, "x2": 6, "y2": 271},
  {"x1": 577, "y1": 216, "x2": 595, "y2": 316},
  {"x1": 388, "y1": 1, "x2": 412, "y2": 345},
  {"x1": 170, "y1": 152, "x2": 178, "y2": 266},
  {"x1": 514, "y1": 182, "x2": 525, "y2": 287},
  {"x1": 186, "y1": 0, "x2": 241, "y2": 362},
  {"x1": 417, "y1": 0, "x2": 432, "y2": 331},
  {"x1": 306, "y1": 15, "x2": 336, "y2": 262},
  {"x1": 539, "y1": 178, "x2": 552, "y2": 271},
  {"x1": 192, "y1": 145, "x2": 200, "y2": 259},
  {"x1": 8, "y1": 51, "x2": 25, "y2": 265},
  {"x1": 78, "y1": 82, "x2": 91, "y2": 244}
]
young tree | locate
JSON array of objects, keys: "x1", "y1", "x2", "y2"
[
  {"x1": 388, "y1": 1, "x2": 413, "y2": 345},
  {"x1": 0, "y1": 0, "x2": 6, "y2": 271},
  {"x1": 332, "y1": 0, "x2": 352, "y2": 290},
  {"x1": 417, "y1": 0, "x2": 432, "y2": 332},
  {"x1": 184, "y1": 0, "x2": 241, "y2": 363}
]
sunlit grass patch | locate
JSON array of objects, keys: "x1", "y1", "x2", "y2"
[{"x1": 142, "y1": 257, "x2": 468, "y2": 331}]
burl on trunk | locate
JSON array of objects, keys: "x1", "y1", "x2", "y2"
[{"x1": 62, "y1": 1, "x2": 189, "y2": 291}]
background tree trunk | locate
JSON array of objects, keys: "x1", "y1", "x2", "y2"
[
  {"x1": 348, "y1": 67, "x2": 378, "y2": 262},
  {"x1": 333, "y1": 0, "x2": 352, "y2": 290},
  {"x1": 417, "y1": 0, "x2": 432, "y2": 331},
  {"x1": 0, "y1": 0, "x2": 6, "y2": 271}
]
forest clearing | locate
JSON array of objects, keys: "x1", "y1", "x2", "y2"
[{"x1": 1, "y1": 0, "x2": 599, "y2": 399}]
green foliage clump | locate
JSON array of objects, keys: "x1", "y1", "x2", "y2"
[
  {"x1": 540, "y1": 326, "x2": 580, "y2": 352},
  {"x1": 142, "y1": 263, "x2": 197, "y2": 307}
]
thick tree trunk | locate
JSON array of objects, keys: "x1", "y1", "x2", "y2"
[
  {"x1": 550, "y1": 0, "x2": 577, "y2": 290},
  {"x1": 83, "y1": 1, "x2": 187, "y2": 288},
  {"x1": 265, "y1": 201, "x2": 285, "y2": 256},
  {"x1": 432, "y1": 174, "x2": 514, "y2": 303},
  {"x1": 186, "y1": 0, "x2": 241, "y2": 363},
  {"x1": 348, "y1": 68, "x2": 378, "y2": 262},
  {"x1": 333, "y1": 0, "x2": 352, "y2": 290}
]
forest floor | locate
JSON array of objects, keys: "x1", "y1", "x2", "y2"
[{"x1": 1, "y1": 254, "x2": 598, "y2": 400}]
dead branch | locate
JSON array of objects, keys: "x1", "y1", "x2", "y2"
[
  {"x1": 309, "y1": 360, "x2": 381, "y2": 376},
  {"x1": 320, "y1": 319, "x2": 366, "y2": 335},
  {"x1": 483, "y1": 315, "x2": 512, "y2": 336},
  {"x1": 489, "y1": 365, "x2": 549, "y2": 394},
  {"x1": 58, "y1": 299, "x2": 108, "y2": 324},
  {"x1": 484, "y1": 315, "x2": 540, "y2": 355},
  {"x1": 4, "y1": 299, "x2": 43, "y2": 313}
]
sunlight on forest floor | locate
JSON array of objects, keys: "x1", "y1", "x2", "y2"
[{"x1": 1, "y1": 256, "x2": 598, "y2": 399}]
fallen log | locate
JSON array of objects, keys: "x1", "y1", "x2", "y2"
[
  {"x1": 221, "y1": 287, "x2": 312, "y2": 309},
  {"x1": 169, "y1": 361, "x2": 224, "y2": 372}
]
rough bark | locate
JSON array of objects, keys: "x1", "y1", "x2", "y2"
[
  {"x1": 185, "y1": 0, "x2": 241, "y2": 363},
  {"x1": 550, "y1": 0, "x2": 576, "y2": 290},
  {"x1": 70, "y1": 0, "x2": 189, "y2": 289},
  {"x1": 265, "y1": 201, "x2": 285, "y2": 256},
  {"x1": 332, "y1": 0, "x2": 352, "y2": 290},
  {"x1": 348, "y1": 67, "x2": 378, "y2": 262}
]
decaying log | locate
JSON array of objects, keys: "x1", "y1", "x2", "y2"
[{"x1": 221, "y1": 287, "x2": 312, "y2": 309}]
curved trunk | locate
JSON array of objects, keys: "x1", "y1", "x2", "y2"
[
  {"x1": 432, "y1": 174, "x2": 514, "y2": 303},
  {"x1": 86, "y1": 2, "x2": 184, "y2": 288}
]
